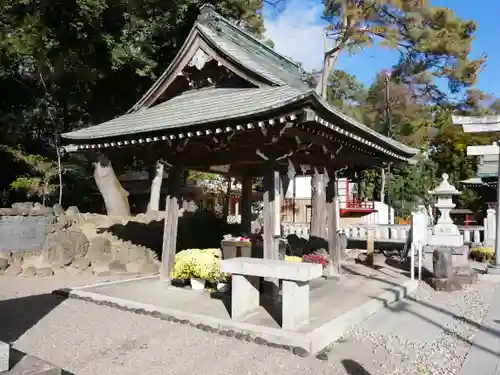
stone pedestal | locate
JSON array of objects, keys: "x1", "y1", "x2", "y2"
[
  {"x1": 423, "y1": 174, "x2": 476, "y2": 289},
  {"x1": 432, "y1": 247, "x2": 452, "y2": 279},
  {"x1": 423, "y1": 245, "x2": 469, "y2": 271}
]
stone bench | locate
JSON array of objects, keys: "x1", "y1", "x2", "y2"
[{"x1": 220, "y1": 257, "x2": 322, "y2": 330}]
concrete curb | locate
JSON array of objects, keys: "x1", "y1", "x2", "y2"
[{"x1": 55, "y1": 278, "x2": 419, "y2": 358}]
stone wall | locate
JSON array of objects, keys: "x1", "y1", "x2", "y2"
[
  {"x1": 0, "y1": 202, "x2": 54, "y2": 254},
  {"x1": 0, "y1": 204, "x2": 160, "y2": 277}
]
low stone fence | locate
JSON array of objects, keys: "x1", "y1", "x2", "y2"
[{"x1": 282, "y1": 221, "x2": 486, "y2": 246}]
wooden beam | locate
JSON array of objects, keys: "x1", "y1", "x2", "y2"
[
  {"x1": 161, "y1": 164, "x2": 182, "y2": 281},
  {"x1": 241, "y1": 175, "x2": 253, "y2": 235}
]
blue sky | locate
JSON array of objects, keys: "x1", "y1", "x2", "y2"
[{"x1": 264, "y1": 0, "x2": 499, "y2": 98}]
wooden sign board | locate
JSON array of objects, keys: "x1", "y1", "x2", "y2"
[
  {"x1": 467, "y1": 145, "x2": 500, "y2": 156},
  {"x1": 452, "y1": 115, "x2": 500, "y2": 133}
]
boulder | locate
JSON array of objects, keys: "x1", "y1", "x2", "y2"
[
  {"x1": 66, "y1": 206, "x2": 80, "y2": 216},
  {"x1": 22, "y1": 267, "x2": 36, "y2": 277},
  {"x1": 42, "y1": 229, "x2": 89, "y2": 267},
  {"x1": 86, "y1": 237, "x2": 111, "y2": 262},
  {"x1": 109, "y1": 260, "x2": 126, "y2": 273},
  {"x1": 22, "y1": 253, "x2": 48, "y2": 268},
  {"x1": 71, "y1": 258, "x2": 90, "y2": 270},
  {"x1": 36, "y1": 267, "x2": 54, "y2": 277},
  {"x1": 4, "y1": 264, "x2": 22, "y2": 276},
  {"x1": 0, "y1": 251, "x2": 11, "y2": 263},
  {"x1": 91, "y1": 260, "x2": 110, "y2": 274},
  {"x1": 126, "y1": 261, "x2": 159, "y2": 274},
  {"x1": 53, "y1": 204, "x2": 64, "y2": 216},
  {"x1": 0, "y1": 258, "x2": 8, "y2": 271}
]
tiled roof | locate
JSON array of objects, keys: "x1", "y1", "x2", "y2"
[
  {"x1": 197, "y1": 23, "x2": 308, "y2": 90},
  {"x1": 63, "y1": 86, "x2": 304, "y2": 140}
]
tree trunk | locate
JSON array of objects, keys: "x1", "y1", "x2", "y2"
[
  {"x1": 310, "y1": 169, "x2": 328, "y2": 239},
  {"x1": 148, "y1": 160, "x2": 164, "y2": 212},
  {"x1": 222, "y1": 177, "x2": 232, "y2": 220},
  {"x1": 93, "y1": 155, "x2": 131, "y2": 216},
  {"x1": 310, "y1": 34, "x2": 343, "y2": 240}
]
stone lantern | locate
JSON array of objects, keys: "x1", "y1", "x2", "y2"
[
  {"x1": 423, "y1": 174, "x2": 471, "y2": 282},
  {"x1": 427, "y1": 173, "x2": 463, "y2": 247}
]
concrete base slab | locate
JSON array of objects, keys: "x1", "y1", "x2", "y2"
[
  {"x1": 488, "y1": 265, "x2": 500, "y2": 275},
  {"x1": 429, "y1": 273, "x2": 478, "y2": 291},
  {"x1": 56, "y1": 264, "x2": 418, "y2": 356}
]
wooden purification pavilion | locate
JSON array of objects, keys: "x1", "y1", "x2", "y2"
[{"x1": 61, "y1": 4, "x2": 417, "y2": 279}]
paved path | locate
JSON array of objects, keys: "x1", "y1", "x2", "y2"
[
  {"x1": 1, "y1": 274, "x2": 499, "y2": 375},
  {"x1": 458, "y1": 282, "x2": 500, "y2": 375}
]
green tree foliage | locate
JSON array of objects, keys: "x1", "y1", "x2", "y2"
[
  {"x1": 319, "y1": 0, "x2": 484, "y2": 101},
  {"x1": 1, "y1": 146, "x2": 59, "y2": 204},
  {"x1": 0, "y1": 0, "x2": 267, "y2": 207}
]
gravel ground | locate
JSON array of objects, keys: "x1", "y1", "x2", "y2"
[{"x1": 1, "y1": 273, "x2": 499, "y2": 375}]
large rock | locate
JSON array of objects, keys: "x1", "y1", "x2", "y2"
[
  {"x1": 4, "y1": 264, "x2": 21, "y2": 276},
  {"x1": 433, "y1": 247, "x2": 453, "y2": 279},
  {"x1": 86, "y1": 237, "x2": 111, "y2": 261},
  {"x1": 71, "y1": 258, "x2": 90, "y2": 270},
  {"x1": 126, "y1": 261, "x2": 159, "y2": 274},
  {"x1": 109, "y1": 260, "x2": 126, "y2": 273},
  {"x1": 42, "y1": 229, "x2": 89, "y2": 267},
  {"x1": 36, "y1": 267, "x2": 54, "y2": 277},
  {"x1": 21, "y1": 252, "x2": 48, "y2": 268},
  {"x1": 0, "y1": 258, "x2": 8, "y2": 271}
]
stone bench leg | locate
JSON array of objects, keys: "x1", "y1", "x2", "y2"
[
  {"x1": 282, "y1": 280, "x2": 310, "y2": 330},
  {"x1": 231, "y1": 274, "x2": 260, "y2": 318}
]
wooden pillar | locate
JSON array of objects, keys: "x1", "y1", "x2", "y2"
[
  {"x1": 326, "y1": 171, "x2": 341, "y2": 278},
  {"x1": 263, "y1": 161, "x2": 280, "y2": 294},
  {"x1": 161, "y1": 165, "x2": 182, "y2": 281},
  {"x1": 240, "y1": 175, "x2": 253, "y2": 235},
  {"x1": 310, "y1": 168, "x2": 327, "y2": 240}
]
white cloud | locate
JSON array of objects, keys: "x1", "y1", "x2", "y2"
[{"x1": 264, "y1": 0, "x2": 326, "y2": 71}]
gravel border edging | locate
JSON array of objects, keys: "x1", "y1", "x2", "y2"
[{"x1": 52, "y1": 278, "x2": 417, "y2": 361}]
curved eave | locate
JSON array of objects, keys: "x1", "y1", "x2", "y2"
[
  {"x1": 308, "y1": 91, "x2": 417, "y2": 158},
  {"x1": 62, "y1": 87, "x2": 415, "y2": 162}
]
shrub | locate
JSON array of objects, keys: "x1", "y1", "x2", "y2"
[
  {"x1": 171, "y1": 248, "x2": 222, "y2": 281},
  {"x1": 470, "y1": 247, "x2": 494, "y2": 263}
]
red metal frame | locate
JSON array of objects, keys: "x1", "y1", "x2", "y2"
[{"x1": 341, "y1": 179, "x2": 375, "y2": 215}]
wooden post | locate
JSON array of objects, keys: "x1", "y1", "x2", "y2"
[
  {"x1": 161, "y1": 165, "x2": 182, "y2": 281},
  {"x1": 366, "y1": 229, "x2": 375, "y2": 267},
  {"x1": 240, "y1": 175, "x2": 253, "y2": 235},
  {"x1": 326, "y1": 171, "x2": 340, "y2": 278},
  {"x1": 263, "y1": 161, "x2": 280, "y2": 294}
]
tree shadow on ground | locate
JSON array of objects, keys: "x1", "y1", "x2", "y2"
[
  {"x1": 344, "y1": 262, "x2": 500, "y2": 358},
  {"x1": 0, "y1": 292, "x2": 66, "y2": 343},
  {"x1": 342, "y1": 359, "x2": 372, "y2": 375},
  {"x1": 99, "y1": 210, "x2": 243, "y2": 261}
]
